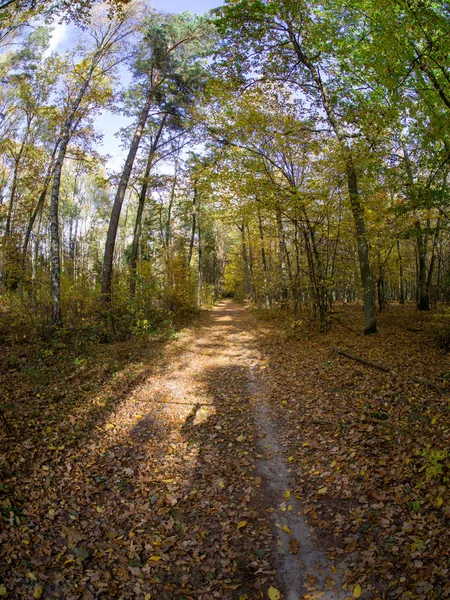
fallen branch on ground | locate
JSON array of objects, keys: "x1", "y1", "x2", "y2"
[{"x1": 327, "y1": 345, "x2": 445, "y2": 395}]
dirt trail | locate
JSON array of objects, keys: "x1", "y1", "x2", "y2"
[
  {"x1": 1, "y1": 300, "x2": 348, "y2": 600},
  {"x1": 148, "y1": 300, "x2": 346, "y2": 599}
]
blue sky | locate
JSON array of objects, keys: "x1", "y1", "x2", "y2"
[
  {"x1": 153, "y1": 0, "x2": 222, "y2": 13},
  {"x1": 98, "y1": 0, "x2": 223, "y2": 173},
  {"x1": 47, "y1": 0, "x2": 223, "y2": 173}
]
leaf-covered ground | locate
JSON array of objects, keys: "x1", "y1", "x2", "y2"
[
  {"x1": 0, "y1": 301, "x2": 449, "y2": 599},
  {"x1": 255, "y1": 305, "x2": 450, "y2": 600}
]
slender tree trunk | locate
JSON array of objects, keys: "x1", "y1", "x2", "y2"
[
  {"x1": 246, "y1": 221, "x2": 257, "y2": 302},
  {"x1": 101, "y1": 93, "x2": 154, "y2": 306},
  {"x1": 239, "y1": 222, "x2": 250, "y2": 298},
  {"x1": 401, "y1": 140, "x2": 430, "y2": 311},
  {"x1": 287, "y1": 27, "x2": 376, "y2": 334},
  {"x1": 197, "y1": 204, "x2": 202, "y2": 309},
  {"x1": 129, "y1": 115, "x2": 167, "y2": 298},
  {"x1": 276, "y1": 208, "x2": 288, "y2": 303},
  {"x1": 22, "y1": 146, "x2": 59, "y2": 261},
  {"x1": 397, "y1": 239, "x2": 405, "y2": 304},
  {"x1": 49, "y1": 52, "x2": 102, "y2": 327},
  {"x1": 258, "y1": 213, "x2": 271, "y2": 309},
  {"x1": 426, "y1": 218, "x2": 440, "y2": 308},
  {"x1": 415, "y1": 221, "x2": 429, "y2": 311},
  {"x1": 187, "y1": 207, "x2": 197, "y2": 268},
  {"x1": 166, "y1": 163, "x2": 177, "y2": 251}
]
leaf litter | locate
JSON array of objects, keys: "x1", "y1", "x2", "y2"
[{"x1": 0, "y1": 301, "x2": 448, "y2": 599}]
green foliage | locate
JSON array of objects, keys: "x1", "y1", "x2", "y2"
[{"x1": 420, "y1": 447, "x2": 449, "y2": 483}]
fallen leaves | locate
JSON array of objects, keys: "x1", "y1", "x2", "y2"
[
  {"x1": 255, "y1": 304, "x2": 450, "y2": 599},
  {"x1": 2, "y1": 302, "x2": 448, "y2": 599},
  {"x1": 0, "y1": 306, "x2": 274, "y2": 599},
  {"x1": 288, "y1": 537, "x2": 299, "y2": 554},
  {"x1": 268, "y1": 586, "x2": 281, "y2": 600}
]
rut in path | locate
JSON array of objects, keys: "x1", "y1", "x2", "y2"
[
  {"x1": 1, "y1": 300, "x2": 348, "y2": 600},
  {"x1": 144, "y1": 300, "x2": 346, "y2": 600}
]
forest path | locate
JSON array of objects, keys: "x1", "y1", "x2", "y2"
[
  {"x1": 140, "y1": 299, "x2": 346, "y2": 600},
  {"x1": 1, "y1": 300, "x2": 349, "y2": 600}
]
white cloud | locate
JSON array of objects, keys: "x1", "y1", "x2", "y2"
[{"x1": 44, "y1": 22, "x2": 68, "y2": 57}]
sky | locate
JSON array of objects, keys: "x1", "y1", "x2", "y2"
[
  {"x1": 95, "y1": 0, "x2": 223, "y2": 173},
  {"x1": 46, "y1": 0, "x2": 223, "y2": 173},
  {"x1": 153, "y1": 0, "x2": 222, "y2": 13}
]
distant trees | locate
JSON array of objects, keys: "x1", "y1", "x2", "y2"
[{"x1": 1, "y1": 0, "x2": 450, "y2": 340}]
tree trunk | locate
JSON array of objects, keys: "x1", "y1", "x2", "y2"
[
  {"x1": 129, "y1": 115, "x2": 167, "y2": 298},
  {"x1": 197, "y1": 203, "x2": 202, "y2": 309},
  {"x1": 258, "y1": 213, "x2": 271, "y2": 309},
  {"x1": 287, "y1": 27, "x2": 377, "y2": 334},
  {"x1": 187, "y1": 201, "x2": 197, "y2": 268},
  {"x1": 415, "y1": 221, "x2": 429, "y2": 311},
  {"x1": 166, "y1": 162, "x2": 177, "y2": 251},
  {"x1": 397, "y1": 239, "x2": 405, "y2": 304},
  {"x1": 22, "y1": 145, "x2": 59, "y2": 261},
  {"x1": 401, "y1": 141, "x2": 430, "y2": 311},
  {"x1": 239, "y1": 222, "x2": 250, "y2": 298},
  {"x1": 276, "y1": 208, "x2": 288, "y2": 303},
  {"x1": 49, "y1": 52, "x2": 102, "y2": 327},
  {"x1": 426, "y1": 217, "x2": 440, "y2": 308},
  {"x1": 101, "y1": 93, "x2": 154, "y2": 307}
]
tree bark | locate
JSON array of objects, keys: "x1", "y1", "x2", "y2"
[
  {"x1": 101, "y1": 92, "x2": 154, "y2": 307},
  {"x1": 129, "y1": 115, "x2": 167, "y2": 298},
  {"x1": 397, "y1": 239, "x2": 405, "y2": 304},
  {"x1": 239, "y1": 222, "x2": 250, "y2": 298},
  {"x1": 197, "y1": 198, "x2": 202, "y2": 309},
  {"x1": 49, "y1": 55, "x2": 99, "y2": 328},
  {"x1": 258, "y1": 212, "x2": 271, "y2": 309},
  {"x1": 276, "y1": 208, "x2": 288, "y2": 303},
  {"x1": 287, "y1": 26, "x2": 377, "y2": 334}
]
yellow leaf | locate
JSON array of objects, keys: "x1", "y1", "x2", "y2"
[
  {"x1": 0, "y1": 586, "x2": 6, "y2": 596},
  {"x1": 136, "y1": 414, "x2": 143, "y2": 420},
  {"x1": 148, "y1": 556, "x2": 161, "y2": 562},
  {"x1": 431, "y1": 416, "x2": 437, "y2": 425},
  {"x1": 33, "y1": 587, "x2": 43, "y2": 599},
  {"x1": 237, "y1": 520, "x2": 247, "y2": 530},
  {"x1": 288, "y1": 456, "x2": 294, "y2": 462},
  {"x1": 27, "y1": 573, "x2": 37, "y2": 581},
  {"x1": 218, "y1": 479, "x2": 225, "y2": 489},
  {"x1": 42, "y1": 465, "x2": 49, "y2": 471},
  {"x1": 236, "y1": 434, "x2": 245, "y2": 442},
  {"x1": 284, "y1": 491, "x2": 291, "y2": 499},
  {"x1": 436, "y1": 496, "x2": 444, "y2": 508},
  {"x1": 281, "y1": 525, "x2": 291, "y2": 534},
  {"x1": 95, "y1": 505, "x2": 104, "y2": 513},
  {"x1": 145, "y1": 595, "x2": 151, "y2": 600},
  {"x1": 318, "y1": 487, "x2": 328, "y2": 495},
  {"x1": 268, "y1": 586, "x2": 281, "y2": 600},
  {"x1": 353, "y1": 584, "x2": 362, "y2": 598}
]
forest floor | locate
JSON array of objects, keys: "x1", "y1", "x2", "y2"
[{"x1": 0, "y1": 300, "x2": 449, "y2": 600}]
